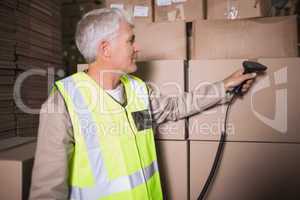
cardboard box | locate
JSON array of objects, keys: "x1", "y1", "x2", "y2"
[
  {"x1": 190, "y1": 141, "x2": 300, "y2": 200},
  {"x1": 106, "y1": 0, "x2": 153, "y2": 22},
  {"x1": 135, "y1": 60, "x2": 187, "y2": 140},
  {"x1": 154, "y1": 0, "x2": 204, "y2": 22},
  {"x1": 192, "y1": 16, "x2": 298, "y2": 59},
  {"x1": 156, "y1": 140, "x2": 188, "y2": 200},
  {"x1": 188, "y1": 58, "x2": 300, "y2": 143},
  {"x1": 0, "y1": 141, "x2": 36, "y2": 200},
  {"x1": 134, "y1": 21, "x2": 187, "y2": 61},
  {"x1": 206, "y1": 0, "x2": 272, "y2": 20}
]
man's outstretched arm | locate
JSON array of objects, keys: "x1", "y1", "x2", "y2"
[{"x1": 149, "y1": 68, "x2": 256, "y2": 124}]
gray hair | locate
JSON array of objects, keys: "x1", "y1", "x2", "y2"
[{"x1": 75, "y1": 8, "x2": 133, "y2": 63}]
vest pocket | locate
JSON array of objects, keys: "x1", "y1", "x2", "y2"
[{"x1": 131, "y1": 109, "x2": 153, "y2": 131}]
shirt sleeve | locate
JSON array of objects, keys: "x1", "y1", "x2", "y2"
[
  {"x1": 29, "y1": 91, "x2": 74, "y2": 200},
  {"x1": 149, "y1": 81, "x2": 233, "y2": 124}
]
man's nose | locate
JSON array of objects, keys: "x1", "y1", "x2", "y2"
[{"x1": 133, "y1": 42, "x2": 140, "y2": 52}]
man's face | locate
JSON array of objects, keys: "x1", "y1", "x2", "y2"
[{"x1": 109, "y1": 21, "x2": 139, "y2": 74}]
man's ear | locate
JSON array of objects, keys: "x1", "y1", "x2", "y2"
[{"x1": 98, "y1": 40, "x2": 111, "y2": 59}]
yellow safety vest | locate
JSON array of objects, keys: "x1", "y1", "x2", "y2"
[{"x1": 55, "y1": 72, "x2": 163, "y2": 200}]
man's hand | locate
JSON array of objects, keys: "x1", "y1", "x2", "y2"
[{"x1": 223, "y1": 68, "x2": 257, "y2": 93}]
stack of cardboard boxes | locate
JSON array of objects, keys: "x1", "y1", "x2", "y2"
[
  {"x1": 206, "y1": 0, "x2": 272, "y2": 19},
  {"x1": 0, "y1": 1, "x2": 63, "y2": 199},
  {"x1": 0, "y1": 0, "x2": 18, "y2": 140},
  {"x1": 101, "y1": 0, "x2": 300, "y2": 199},
  {"x1": 106, "y1": 0, "x2": 153, "y2": 22},
  {"x1": 189, "y1": 1, "x2": 300, "y2": 199},
  {"x1": 15, "y1": 0, "x2": 64, "y2": 137},
  {"x1": 0, "y1": 138, "x2": 36, "y2": 200}
]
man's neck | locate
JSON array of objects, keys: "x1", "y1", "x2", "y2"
[{"x1": 87, "y1": 62, "x2": 123, "y2": 90}]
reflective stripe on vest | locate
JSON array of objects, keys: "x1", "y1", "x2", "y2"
[{"x1": 55, "y1": 73, "x2": 162, "y2": 200}]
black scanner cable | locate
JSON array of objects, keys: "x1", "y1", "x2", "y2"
[
  {"x1": 197, "y1": 95, "x2": 235, "y2": 200},
  {"x1": 197, "y1": 61, "x2": 267, "y2": 200}
]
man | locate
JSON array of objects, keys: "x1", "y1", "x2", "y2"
[{"x1": 29, "y1": 8, "x2": 256, "y2": 200}]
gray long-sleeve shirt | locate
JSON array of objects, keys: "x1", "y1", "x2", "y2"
[{"x1": 29, "y1": 81, "x2": 231, "y2": 200}]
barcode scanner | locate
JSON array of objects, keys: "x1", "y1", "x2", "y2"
[
  {"x1": 233, "y1": 61, "x2": 268, "y2": 95},
  {"x1": 198, "y1": 60, "x2": 268, "y2": 200}
]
